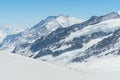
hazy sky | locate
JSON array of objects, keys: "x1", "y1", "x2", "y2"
[{"x1": 0, "y1": 0, "x2": 120, "y2": 27}]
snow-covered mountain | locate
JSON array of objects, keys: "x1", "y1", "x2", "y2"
[
  {"x1": 0, "y1": 15, "x2": 82, "y2": 51},
  {"x1": 72, "y1": 26, "x2": 120, "y2": 62},
  {"x1": 1, "y1": 11, "x2": 120, "y2": 72},
  {"x1": 21, "y1": 14, "x2": 82, "y2": 43},
  {"x1": 0, "y1": 26, "x2": 24, "y2": 43},
  {"x1": 11, "y1": 11, "x2": 120, "y2": 65},
  {"x1": 31, "y1": 14, "x2": 82, "y2": 31}
]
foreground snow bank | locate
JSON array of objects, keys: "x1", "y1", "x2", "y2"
[{"x1": 0, "y1": 51, "x2": 120, "y2": 80}]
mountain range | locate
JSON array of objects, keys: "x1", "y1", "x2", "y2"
[{"x1": 0, "y1": 12, "x2": 120, "y2": 70}]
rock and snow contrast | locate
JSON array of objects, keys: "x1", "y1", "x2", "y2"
[
  {"x1": 11, "y1": 12, "x2": 120, "y2": 64},
  {"x1": 1, "y1": 12, "x2": 120, "y2": 80},
  {"x1": 0, "y1": 15, "x2": 82, "y2": 50}
]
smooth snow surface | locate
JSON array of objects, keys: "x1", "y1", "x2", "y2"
[
  {"x1": 0, "y1": 51, "x2": 80, "y2": 80},
  {"x1": 0, "y1": 51, "x2": 120, "y2": 80}
]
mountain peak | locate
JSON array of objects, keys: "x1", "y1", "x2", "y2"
[
  {"x1": 45, "y1": 14, "x2": 70, "y2": 22},
  {"x1": 57, "y1": 14, "x2": 68, "y2": 17},
  {"x1": 45, "y1": 16, "x2": 57, "y2": 21},
  {"x1": 89, "y1": 16, "x2": 99, "y2": 21},
  {"x1": 32, "y1": 14, "x2": 82, "y2": 30}
]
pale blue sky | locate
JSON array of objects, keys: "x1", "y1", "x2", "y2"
[{"x1": 0, "y1": 0, "x2": 120, "y2": 27}]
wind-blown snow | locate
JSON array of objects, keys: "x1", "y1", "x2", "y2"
[{"x1": 0, "y1": 51, "x2": 120, "y2": 80}]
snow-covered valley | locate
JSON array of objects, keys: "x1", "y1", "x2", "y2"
[{"x1": 0, "y1": 50, "x2": 120, "y2": 80}]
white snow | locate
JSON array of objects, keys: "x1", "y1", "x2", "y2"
[
  {"x1": 68, "y1": 56, "x2": 120, "y2": 72},
  {"x1": 0, "y1": 51, "x2": 120, "y2": 80},
  {"x1": 0, "y1": 15, "x2": 83, "y2": 50},
  {"x1": 80, "y1": 37, "x2": 107, "y2": 51},
  {"x1": 64, "y1": 19, "x2": 120, "y2": 42},
  {"x1": 0, "y1": 26, "x2": 24, "y2": 43},
  {"x1": 45, "y1": 15, "x2": 83, "y2": 32},
  {"x1": 40, "y1": 36, "x2": 110, "y2": 64},
  {"x1": 56, "y1": 15, "x2": 83, "y2": 27},
  {"x1": 0, "y1": 50, "x2": 80, "y2": 80},
  {"x1": 53, "y1": 44, "x2": 72, "y2": 51},
  {"x1": 0, "y1": 26, "x2": 24, "y2": 35}
]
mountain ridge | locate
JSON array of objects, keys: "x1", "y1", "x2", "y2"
[{"x1": 1, "y1": 12, "x2": 120, "y2": 68}]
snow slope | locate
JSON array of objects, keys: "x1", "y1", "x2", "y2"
[
  {"x1": 0, "y1": 51, "x2": 80, "y2": 80},
  {"x1": 64, "y1": 19, "x2": 120, "y2": 42},
  {"x1": 30, "y1": 17, "x2": 120, "y2": 64},
  {"x1": 0, "y1": 51, "x2": 120, "y2": 80},
  {"x1": 69, "y1": 56, "x2": 120, "y2": 72},
  {"x1": 11, "y1": 12, "x2": 120, "y2": 65}
]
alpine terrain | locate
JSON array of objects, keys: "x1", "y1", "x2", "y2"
[{"x1": 1, "y1": 12, "x2": 120, "y2": 72}]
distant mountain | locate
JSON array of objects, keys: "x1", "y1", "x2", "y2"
[
  {"x1": 11, "y1": 12, "x2": 120, "y2": 65},
  {"x1": 0, "y1": 30, "x2": 6, "y2": 43},
  {"x1": 0, "y1": 15, "x2": 82, "y2": 51},
  {"x1": 0, "y1": 26, "x2": 24, "y2": 43}
]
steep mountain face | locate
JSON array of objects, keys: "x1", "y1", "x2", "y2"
[
  {"x1": 12, "y1": 12, "x2": 120, "y2": 64},
  {"x1": 0, "y1": 15, "x2": 82, "y2": 51},
  {"x1": 72, "y1": 28, "x2": 120, "y2": 62}
]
